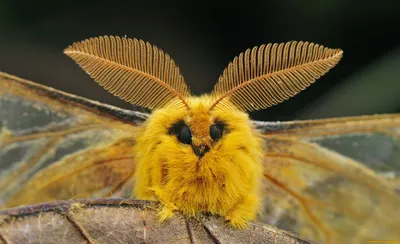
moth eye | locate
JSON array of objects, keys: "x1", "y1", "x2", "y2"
[
  {"x1": 169, "y1": 121, "x2": 192, "y2": 145},
  {"x1": 210, "y1": 121, "x2": 226, "y2": 142},
  {"x1": 179, "y1": 125, "x2": 192, "y2": 145},
  {"x1": 210, "y1": 125, "x2": 222, "y2": 141}
]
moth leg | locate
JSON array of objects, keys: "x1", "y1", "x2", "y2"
[
  {"x1": 148, "y1": 187, "x2": 178, "y2": 222},
  {"x1": 225, "y1": 194, "x2": 259, "y2": 229}
]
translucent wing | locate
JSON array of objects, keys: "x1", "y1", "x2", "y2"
[
  {"x1": 254, "y1": 115, "x2": 400, "y2": 244},
  {"x1": 0, "y1": 71, "x2": 148, "y2": 208}
]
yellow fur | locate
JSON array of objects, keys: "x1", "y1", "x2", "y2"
[{"x1": 133, "y1": 95, "x2": 264, "y2": 228}]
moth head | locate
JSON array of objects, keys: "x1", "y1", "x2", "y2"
[
  {"x1": 64, "y1": 36, "x2": 343, "y2": 161},
  {"x1": 150, "y1": 96, "x2": 251, "y2": 160}
]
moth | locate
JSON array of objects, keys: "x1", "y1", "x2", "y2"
[{"x1": 0, "y1": 36, "x2": 399, "y2": 244}]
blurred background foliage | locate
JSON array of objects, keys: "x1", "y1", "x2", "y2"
[{"x1": 0, "y1": 0, "x2": 399, "y2": 121}]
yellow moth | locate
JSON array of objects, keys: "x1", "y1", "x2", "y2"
[
  {"x1": 63, "y1": 36, "x2": 342, "y2": 228},
  {"x1": 65, "y1": 37, "x2": 342, "y2": 227},
  {"x1": 0, "y1": 36, "x2": 399, "y2": 244}
]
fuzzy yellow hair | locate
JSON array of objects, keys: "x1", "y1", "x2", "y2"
[{"x1": 133, "y1": 96, "x2": 264, "y2": 228}]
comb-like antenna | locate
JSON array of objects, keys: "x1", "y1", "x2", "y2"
[
  {"x1": 64, "y1": 36, "x2": 190, "y2": 110},
  {"x1": 210, "y1": 41, "x2": 343, "y2": 111}
]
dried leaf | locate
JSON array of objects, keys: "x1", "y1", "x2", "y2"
[{"x1": 0, "y1": 199, "x2": 313, "y2": 244}]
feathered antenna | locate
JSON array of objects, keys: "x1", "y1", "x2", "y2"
[
  {"x1": 64, "y1": 36, "x2": 190, "y2": 110},
  {"x1": 209, "y1": 41, "x2": 343, "y2": 111}
]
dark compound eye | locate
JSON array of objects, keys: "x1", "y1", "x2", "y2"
[
  {"x1": 210, "y1": 124, "x2": 222, "y2": 141},
  {"x1": 178, "y1": 125, "x2": 192, "y2": 144},
  {"x1": 210, "y1": 120, "x2": 226, "y2": 142},
  {"x1": 169, "y1": 121, "x2": 192, "y2": 145}
]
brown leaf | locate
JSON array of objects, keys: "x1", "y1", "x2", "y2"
[{"x1": 0, "y1": 198, "x2": 314, "y2": 244}]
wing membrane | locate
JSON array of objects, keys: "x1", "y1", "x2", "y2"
[
  {"x1": 0, "y1": 72, "x2": 147, "y2": 208},
  {"x1": 255, "y1": 115, "x2": 400, "y2": 243}
]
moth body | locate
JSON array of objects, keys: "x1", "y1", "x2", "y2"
[
  {"x1": 63, "y1": 36, "x2": 343, "y2": 230},
  {"x1": 133, "y1": 96, "x2": 264, "y2": 227}
]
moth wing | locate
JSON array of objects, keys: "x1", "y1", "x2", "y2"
[
  {"x1": 255, "y1": 115, "x2": 400, "y2": 244},
  {"x1": 0, "y1": 72, "x2": 148, "y2": 208}
]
